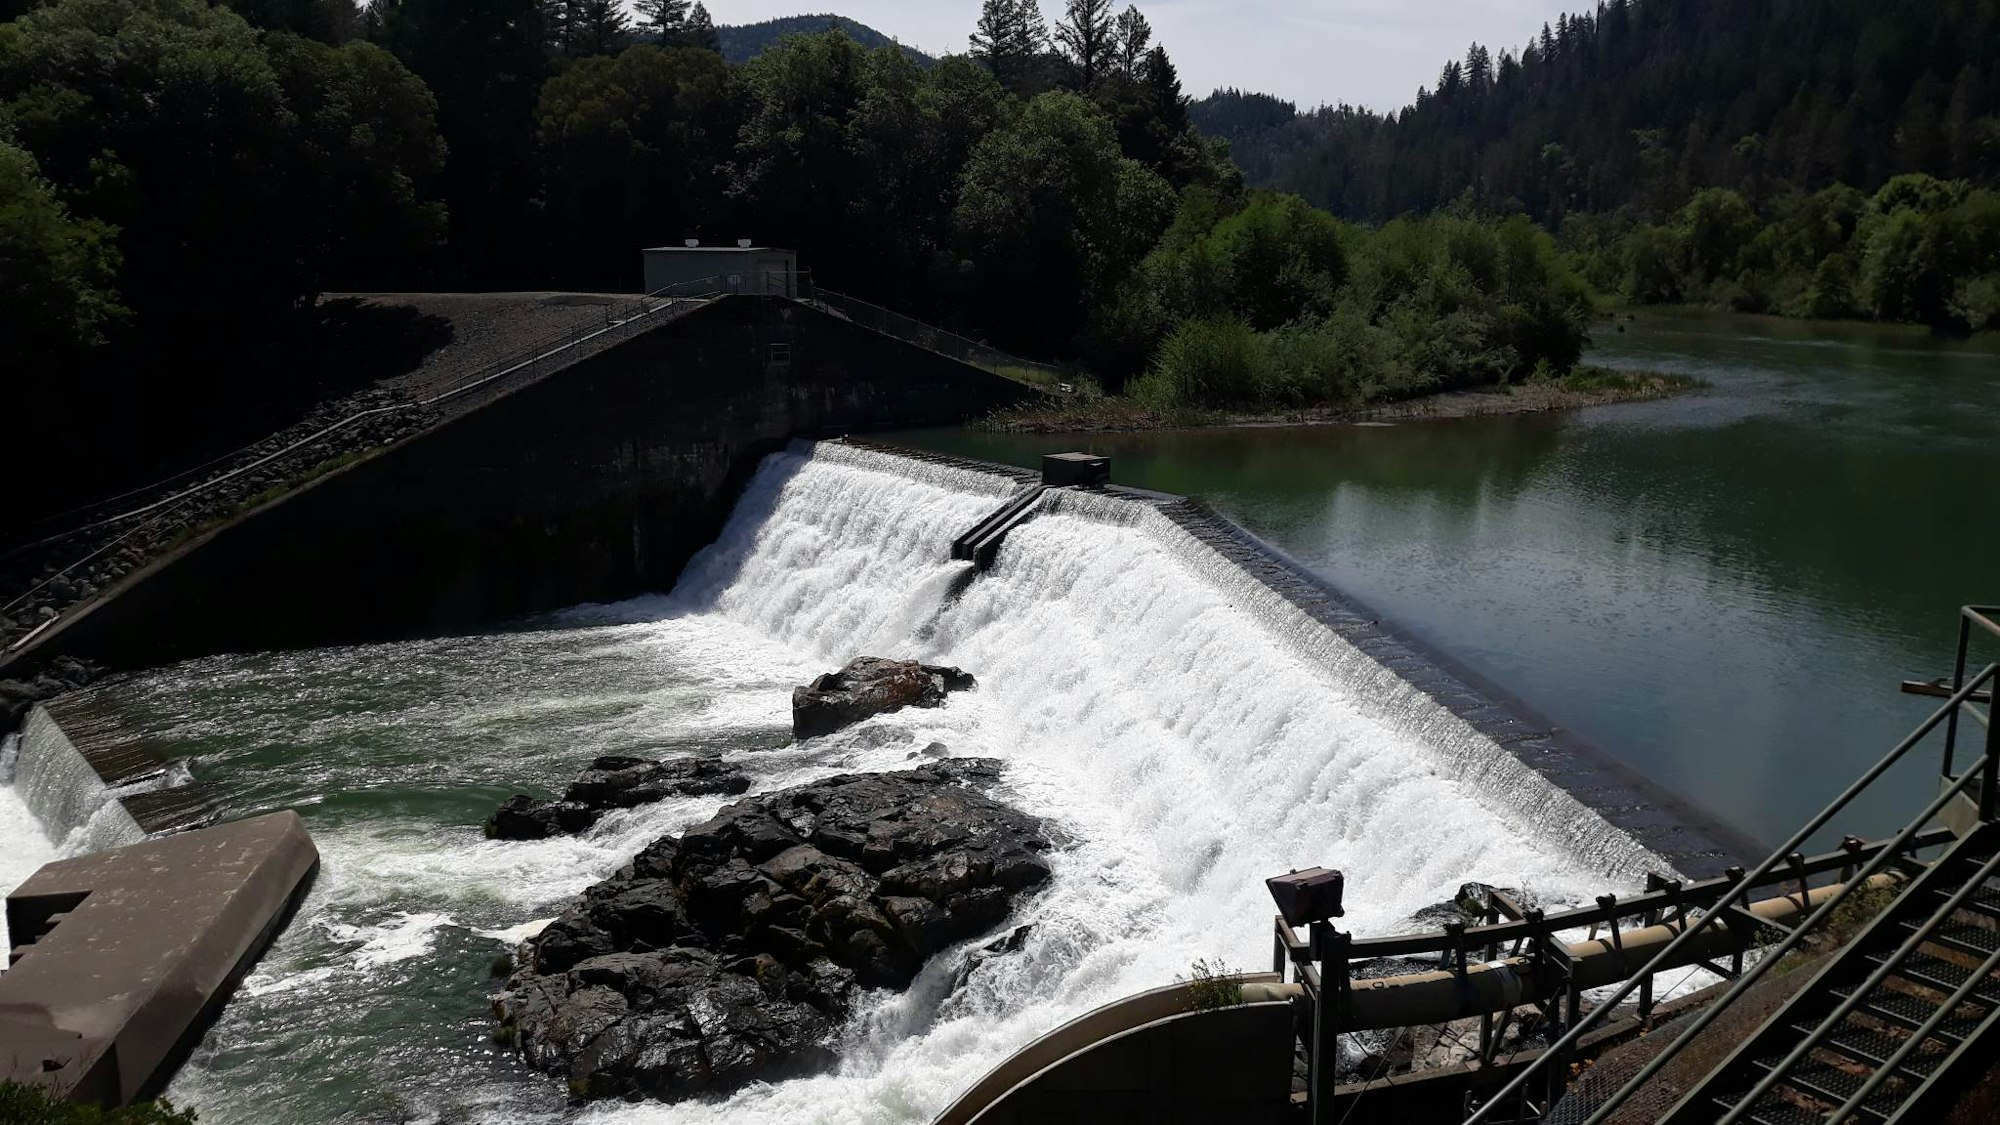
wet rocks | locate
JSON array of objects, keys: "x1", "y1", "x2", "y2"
[
  {"x1": 791, "y1": 657, "x2": 977, "y2": 740},
  {"x1": 0, "y1": 655, "x2": 102, "y2": 732},
  {"x1": 487, "y1": 753, "x2": 752, "y2": 840},
  {"x1": 494, "y1": 759, "x2": 1052, "y2": 1103}
]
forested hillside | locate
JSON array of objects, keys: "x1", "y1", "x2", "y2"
[
  {"x1": 1, "y1": 0, "x2": 1632, "y2": 507},
  {"x1": 1191, "y1": 0, "x2": 2000, "y2": 333},
  {"x1": 1202, "y1": 0, "x2": 2000, "y2": 221},
  {"x1": 716, "y1": 14, "x2": 933, "y2": 67}
]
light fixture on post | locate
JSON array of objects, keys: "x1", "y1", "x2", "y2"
[{"x1": 1266, "y1": 866, "x2": 1344, "y2": 928}]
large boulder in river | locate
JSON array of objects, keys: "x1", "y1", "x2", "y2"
[
  {"x1": 493, "y1": 759, "x2": 1051, "y2": 1103},
  {"x1": 791, "y1": 657, "x2": 977, "y2": 740},
  {"x1": 487, "y1": 753, "x2": 752, "y2": 840}
]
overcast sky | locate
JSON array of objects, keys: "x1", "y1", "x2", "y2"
[{"x1": 709, "y1": 1, "x2": 1588, "y2": 111}]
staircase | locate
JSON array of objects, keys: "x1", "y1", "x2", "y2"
[
  {"x1": 1459, "y1": 605, "x2": 2000, "y2": 1125},
  {"x1": 1671, "y1": 824, "x2": 2000, "y2": 1124}
]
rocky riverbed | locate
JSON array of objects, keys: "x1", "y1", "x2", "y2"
[{"x1": 492, "y1": 758, "x2": 1053, "y2": 1103}]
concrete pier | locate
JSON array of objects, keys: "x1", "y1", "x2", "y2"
[{"x1": 0, "y1": 811, "x2": 318, "y2": 1104}]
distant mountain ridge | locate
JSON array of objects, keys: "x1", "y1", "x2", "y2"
[{"x1": 717, "y1": 14, "x2": 937, "y2": 67}]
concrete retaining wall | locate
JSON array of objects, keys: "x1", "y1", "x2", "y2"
[
  {"x1": 7, "y1": 297, "x2": 1028, "y2": 671},
  {"x1": 0, "y1": 811, "x2": 318, "y2": 1104}
]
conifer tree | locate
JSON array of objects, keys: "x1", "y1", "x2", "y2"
[
  {"x1": 634, "y1": 0, "x2": 688, "y2": 39},
  {"x1": 566, "y1": 0, "x2": 628, "y2": 56},
  {"x1": 683, "y1": 2, "x2": 719, "y2": 52},
  {"x1": 1055, "y1": 0, "x2": 1116, "y2": 88},
  {"x1": 1113, "y1": 5, "x2": 1150, "y2": 76},
  {"x1": 1141, "y1": 44, "x2": 1186, "y2": 132},
  {"x1": 970, "y1": 0, "x2": 1046, "y2": 91}
]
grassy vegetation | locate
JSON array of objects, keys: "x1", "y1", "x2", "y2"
[
  {"x1": 978, "y1": 363, "x2": 1699, "y2": 432},
  {"x1": 0, "y1": 1085, "x2": 197, "y2": 1124},
  {"x1": 1178, "y1": 958, "x2": 1246, "y2": 1011}
]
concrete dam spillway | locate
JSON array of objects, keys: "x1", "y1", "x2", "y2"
[{"x1": 2, "y1": 440, "x2": 1730, "y2": 1122}]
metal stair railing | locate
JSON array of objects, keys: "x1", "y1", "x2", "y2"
[
  {"x1": 806, "y1": 287, "x2": 1068, "y2": 389},
  {"x1": 1, "y1": 276, "x2": 735, "y2": 654},
  {"x1": 1671, "y1": 828, "x2": 2000, "y2": 1124},
  {"x1": 1462, "y1": 605, "x2": 2000, "y2": 1125}
]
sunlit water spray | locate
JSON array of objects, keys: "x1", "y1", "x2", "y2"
[{"x1": 4, "y1": 444, "x2": 1669, "y2": 1122}]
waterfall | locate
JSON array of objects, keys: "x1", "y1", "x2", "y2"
[
  {"x1": 12, "y1": 705, "x2": 148, "y2": 855},
  {"x1": 694, "y1": 442, "x2": 1670, "y2": 885},
  {"x1": 148, "y1": 438, "x2": 1702, "y2": 1125},
  {"x1": 514, "y1": 441, "x2": 1682, "y2": 1124},
  {"x1": 1030, "y1": 485, "x2": 1667, "y2": 877}
]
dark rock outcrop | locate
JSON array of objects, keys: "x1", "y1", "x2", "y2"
[
  {"x1": 494, "y1": 759, "x2": 1051, "y2": 1103},
  {"x1": 0, "y1": 655, "x2": 101, "y2": 732},
  {"x1": 791, "y1": 657, "x2": 976, "y2": 740},
  {"x1": 487, "y1": 753, "x2": 752, "y2": 840}
]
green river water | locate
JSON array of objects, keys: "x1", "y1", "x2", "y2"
[{"x1": 896, "y1": 310, "x2": 2000, "y2": 847}]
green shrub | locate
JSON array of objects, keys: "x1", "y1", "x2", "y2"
[
  {"x1": 1949, "y1": 275, "x2": 2000, "y2": 332},
  {"x1": 1178, "y1": 958, "x2": 1245, "y2": 1011},
  {"x1": 1128, "y1": 317, "x2": 1270, "y2": 410},
  {"x1": 0, "y1": 1085, "x2": 197, "y2": 1124}
]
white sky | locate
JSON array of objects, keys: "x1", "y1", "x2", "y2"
[{"x1": 704, "y1": 1, "x2": 1588, "y2": 111}]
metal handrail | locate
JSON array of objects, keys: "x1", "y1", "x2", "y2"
[
  {"x1": 0, "y1": 277, "x2": 732, "y2": 632},
  {"x1": 1274, "y1": 830, "x2": 1950, "y2": 971},
  {"x1": 808, "y1": 287, "x2": 1068, "y2": 388},
  {"x1": 1711, "y1": 846, "x2": 2000, "y2": 1125},
  {"x1": 1462, "y1": 661, "x2": 2000, "y2": 1124}
]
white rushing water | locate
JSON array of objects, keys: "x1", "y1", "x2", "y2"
[
  {"x1": 0, "y1": 733, "x2": 59, "y2": 967},
  {"x1": 588, "y1": 444, "x2": 1660, "y2": 1124},
  {"x1": 135, "y1": 441, "x2": 1673, "y2": 1124}
]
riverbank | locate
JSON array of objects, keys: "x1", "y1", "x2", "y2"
[{"x1": 982, "y1": 368, "x2": 1700, "y2": 433}]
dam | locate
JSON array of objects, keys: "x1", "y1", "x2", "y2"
[{"x1": 0, "y1": 436, "x2": 1742, "y2": 1123}]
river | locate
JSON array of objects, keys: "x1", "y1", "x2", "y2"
[
  {"x1": 897, "y1": 309, "x2": 2000, "y2": 847},
  {"x1": 1, "y1": 310, "x2": 1992, "y2": 1123}
]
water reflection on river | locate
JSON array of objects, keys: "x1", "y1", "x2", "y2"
[{"x1": 897, "y1": 310, "x2": 2000, "y2": 845}]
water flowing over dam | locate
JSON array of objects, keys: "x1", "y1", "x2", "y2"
[{"x1": 1, "y1": 442, "x2": 1681, "y2": 1123}]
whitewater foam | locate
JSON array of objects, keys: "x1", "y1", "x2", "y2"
[{"x1": 156, "y1": 441, "x2": 1682, "y2": 1125}]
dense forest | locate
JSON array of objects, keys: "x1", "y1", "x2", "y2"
[
  {"x1": 3, "y1": 0, "x2": 1600, "y2": 498},
  {"x1": 1193, "y1": 0, "x2": 2000, "y2": 332}
]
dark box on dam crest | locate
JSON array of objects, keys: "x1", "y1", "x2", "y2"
[{"x1": 1043, "y1": 452, "x2": 1110, "y2": 487}]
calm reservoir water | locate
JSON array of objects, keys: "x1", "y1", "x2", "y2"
[{"x1": 898, "y1": 310, "x2": 2000, "y2": 847}]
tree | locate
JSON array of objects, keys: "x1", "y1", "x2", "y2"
[
  {"x1": 682, "y1": 2, "x2": 718, "y2": 52},
  {"x1": 1112, "y1": 5, "x2": 1149, "y2": 76},
  {"x1": 633, "y1": 0, "x2": 687, "y2": 37},
  {"x1": 0, "y1": 134, "x2": 124, "y2": 362},
  {"x1": 567, "y1": 0, "x2": 629, "y2": 56},
  {"x1": 1140, "y1": 44, "x2": 1187, "y2": 134},
  {"x1": 375, "y1": 0, "x2": 548, "y2": 284},
  {"x1": 536, "y1": 44, "x2": 734, "y2": 288},
  {"x1": 221, "y1": 0, "x2": 360, "y2": 42},
  {"x1": 264, "y1": 32, "x2": 448, "y2": 289},
  {"x1": 955, "y1": 91, "x2": 1175, "y2": 352},
  {"x1": 1055, "y1": 0, "x2": 1116, "y2": 89},
  {"x1": 969, "y1": 0, "x2": 1045, "y2": 92},
  {"x1": 0, "y1": 0, "x2": 315, "y2": 345}
]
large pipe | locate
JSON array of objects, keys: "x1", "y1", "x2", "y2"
[
  {"x1": 931, "y1": 877, "x2": 1895, "y2": 1125},
  {"x1": 1340, "y1": 874, "x2": 1898, "y2": 1030}
]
